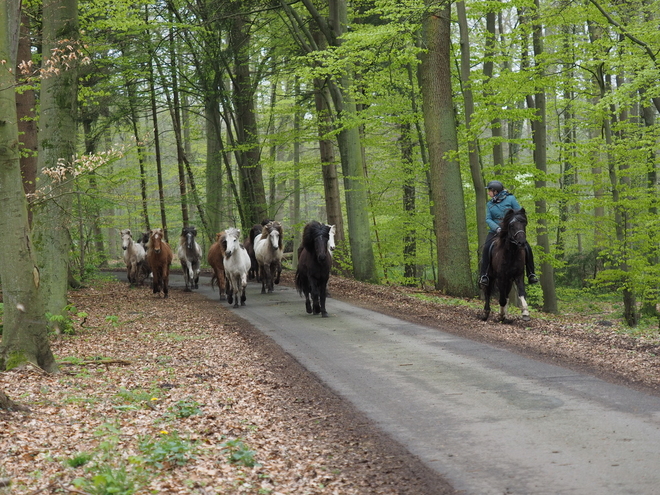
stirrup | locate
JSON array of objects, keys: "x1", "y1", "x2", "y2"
[
  {"x1": 479, "y1": 275, "x2": 489, "y2": 288},
  {"x1": 528, "y1": 273, "x2": 539, "y2": 284}
]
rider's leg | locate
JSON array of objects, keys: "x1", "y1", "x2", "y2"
[{"x1": 525, "y1": 242, "x2": 538, "y2": 284}]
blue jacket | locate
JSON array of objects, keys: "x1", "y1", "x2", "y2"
[{"x1": 486, "y1": 190, "x2": 521, "y2": 233}]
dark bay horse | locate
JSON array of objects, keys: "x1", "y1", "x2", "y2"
[
  {"x1": 295, "y1": 221, "x2": 335, "y2": 317},
  {"x1": 177, "y1": 226, "x2": 202, "y2": 291},
  {"x1": 255, "y1": 221, "x2": 283, "y2": 294},
  {"x1": 243, "y1": 223, "x2": 266, "y2": 281},
  {"x1": 146, "y1": 228, "x2": 174, "y2": 298},
  {"x1": 481, "y1": 208, "x2": 531, "y2": 322},
  {"x1": 207, "y1": 231, "x2": 227, "y2": 300}
]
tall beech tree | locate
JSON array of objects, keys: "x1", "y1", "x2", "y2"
[
  {"x1": 0, "y1": 0, "x2": 57, "y2": 372},
  {"x1": 418, "y1": 2, "x2": 473, "y2": 296}
]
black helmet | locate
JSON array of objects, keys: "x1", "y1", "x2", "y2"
[{"x1": 486, "y1": 180, "x2": 504, "y2": 193}]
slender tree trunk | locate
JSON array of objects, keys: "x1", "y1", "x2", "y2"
[
  {"x1": 32, "y1": 0, "x2": 79, "y2": 319},
  {"x1": 206, "y1": 97, "x2": 224, "y2": 238},
  {"x1": 418, "y1": 2, "x2": 473, "y2": 297},
  {"x1": 527, "y1": 1, "x2": 557, "y2": 313},
  {"x1": 456, "y1": 1, "x2": 487, "y2": 252},
  {"x1": 399, "y1": 122, "x2": 417, "y2": 283},
  {"x1": 0, "y1": 2, "x2": 57, "y2": 372},
  {"x1": 124, "y1": 76, "x2": 150, "y2": 230},
  {"x1": 230, "y1": 13, "x2": 268, "y2": 229}
]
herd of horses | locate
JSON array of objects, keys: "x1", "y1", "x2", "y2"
[
  {"x1": 120, "y1": 220, "x2": 336, "y2": 317},
  {"x1": 121, "y1": 208, "x2": 530, "y2": 322}
]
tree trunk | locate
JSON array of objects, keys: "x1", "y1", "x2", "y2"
[
  {"x1": 31, "y1": 0, "x2": 79, "y2": 319},
  {"x1": 206, "y1": 97, "x2": 224, "y2": 239},
  {"x1": 0, "y1": 3, "x2": 57, "y2": 372},
  {"x1": 231, "y1": 13, "x2": 268, "y2": 229},
  {"x1": 456, "y1": 1, "x2": 487, "y2": 252},
  {"x1": 418, "y1": 3, "x2": 473, "y2": 297},
  {"x1": 528, "y1": 1, "x2": 558, "y2": 313},
  {"x1": 399, "y1": 122, "x2": 417, "y2": 283},
  {"x1": 16, "y1": 10, "x2": 37, "y2": 227},
  {"x1": 327, "y1": 0, "x2": 378, "y2": 282}
]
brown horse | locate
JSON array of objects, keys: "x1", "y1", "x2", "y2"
[
  {"x1": 207, "y1": 231, "x2": 227, "y2": 300},
  {"x1": 146, "y1": 228, "x2": 174, "y2": 298},
  {"x1": 255, "y1": 221, "x2": 283, "y2": 294}
]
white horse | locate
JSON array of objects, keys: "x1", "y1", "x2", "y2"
[
  {"x1": 223, "y1": 227, "x2": 251, "y2": 308},
  {"x1": 255, "y1": 221, "x2": 284, "y2": 294},
  {"x1": 177, "y1": 226, "x2": 202, "y2": 291},
  {"x1": 120, "y1": 229, "x2": 146, "y2": 285}
]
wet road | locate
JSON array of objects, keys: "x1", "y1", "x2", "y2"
[{"x1": 166, "y1": 273, "x2": 660, "y2": 494}]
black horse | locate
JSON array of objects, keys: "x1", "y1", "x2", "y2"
[
  {"x1": 295, "y1": 221, "x2": 335, "y2": 317},
  {"x1": 481, "y1": 208, "x2": 531, "y2": 322}
]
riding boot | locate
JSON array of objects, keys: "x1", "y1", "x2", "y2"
[
  {"x1": 479, "y1": 235, "x2": 494, "y2": 288},
  {"x1": 525, "y1": 243, "x2": 539, "y2": 284}
]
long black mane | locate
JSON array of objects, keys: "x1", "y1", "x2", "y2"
[
  {"x1": 496, "y1": 208, "x2": 527, "y2": 244},
  {"x1": 301, "y1": 221, "x2": 331, "y2": 254}
]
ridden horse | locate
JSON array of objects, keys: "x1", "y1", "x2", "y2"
[
  {"x1": 243, "y1": 222, "x2": 268, "y2": 281},
  {"x1": 295, "y1": 221, "x2": 335, "y2": 317},
  {"x1": 146, "y1": 228, "x2": 174, "y2": 298},
  {"x1": 207, "y1": 231, "x2": 227, "y2": 300},
  {"x1": 120, "y1": 229, "x2": 146, "y2": 285},
  {"x1": 481, "y1": 208, "x2": 531, "y2": 322},
  {"x1": 223, "y1": 227, "x2": 252, "y2": 308},
  {"x1": 255, "y1": 221, "x2": 284, "y2": 294},
  {"x1": 177, "y1": 226, "x2": 202, "y2": 291}
]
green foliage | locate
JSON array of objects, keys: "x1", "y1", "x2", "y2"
[
  {"x1": 221, "y1": 438, "x2": 259, "y2": 468},
  {"x1": 46, "y1": 304, "x2": 88, "y2": 335},
  {"x1": 114, "y1": 387, "x2": 160, "y2": 410},
  {"x1": 105, "y1": 315, "x2": 119, "y2": 327},
  {"x1": 167, "y1": 398, "x2": 203, "y2": 419},
  {"x1": 138, "y1": 432, "x2": 197, "y2": 469},
  {"x1": 65, "y1": 452, "x2": 93, "y2": 468},
  {"x1": 72, "y1": 466, "x2": 137, "y2": 495}
]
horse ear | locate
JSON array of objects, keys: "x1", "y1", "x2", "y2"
[{"x1": 519, "y1": 207, "x2": 525, "y2": 214}]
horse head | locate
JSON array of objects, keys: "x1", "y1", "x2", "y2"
[
  {"x1": 224, "y1": 228, "x2": 241, "y2": 258},
  {"x1": 302, "y1": 221, "x2": 333, "y2": 263},
  {"x1": 263, "y1": 221, "x2": 282, "y2": 250},
  {"x1": 501, "y1": 208, "x2": 527, "y2": 247},
  {"x1": 150, "y1": 228, "x2": 164, "y2": 254},
  {"x1": 181, "y1": 226, "x2": 197, "y2": 250},
  {"x1": 120, "y1": 229, "x2": 132, "y2": 251}
]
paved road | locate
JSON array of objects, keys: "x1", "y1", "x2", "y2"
[{"x1": 165, "y1": 273, "x2": 660, "y2": 494}]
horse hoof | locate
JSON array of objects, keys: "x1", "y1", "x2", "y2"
[
  {"x1": 522, "y1": 315, "x2": 531, "y2": 322},
  {"x1": 305, "y1": 302, "x2": 312, "y2": 314},
  {"x1": 322, "y1": 312, "x2": 328, "y2": 318}
]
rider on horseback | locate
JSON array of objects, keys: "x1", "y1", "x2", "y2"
[{"x1": 478, "y1": 180, "x2": 539, "y2": 289}]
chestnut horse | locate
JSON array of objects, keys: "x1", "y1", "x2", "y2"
[
  {"x1": 255, "y1": 221, "x2": 283, "y2": 294},
  {"x1": 295, "y1": 221, "x2": 335, "y2": 317},
  {"x1": 146, "y1": 228, "x2": 174, "y2": 298},
  {"x1": 207, "y1": 231, "x2": 227, "y2": 300}
]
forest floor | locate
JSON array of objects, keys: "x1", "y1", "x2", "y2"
[{"x1": 1, "y1": 269, "x2": 659, "y2": 494}]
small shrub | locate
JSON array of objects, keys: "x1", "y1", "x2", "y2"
[
  {"x1": 65, "y1": 452, "x2": 93, "y2": 468},
  {"x1": 72, "y1": 465, "x2": 136, "y2": 495},
  {"x1": 221, "y1": 438, "x2": 259, "y2": 468},
  {"x1": 167, "y1": 398, "x2": 203, "y2": 419},
  {"x1": 138, "y1": 431, "x2": 196, "y2": 469}
]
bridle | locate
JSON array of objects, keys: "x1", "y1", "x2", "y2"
[{"x1": 508, "y1": 217, "x2": 527, "y2": 247}]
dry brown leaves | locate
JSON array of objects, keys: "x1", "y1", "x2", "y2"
[{"x1": 0, "y1": 278, "x2": 448, "y2": 495}]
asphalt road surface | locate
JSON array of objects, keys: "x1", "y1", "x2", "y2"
[{"x1": 163, "y1": 273, "x2": 660, "y2": 494}]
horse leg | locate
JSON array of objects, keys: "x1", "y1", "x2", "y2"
[
  {"x1": 481, "y1": 283, "x2": 492, "y2": 321},
  {"x1": 268, "y1": 262, "x2": 275, "y2": 293},
  {"x1": 240, "y1": 273, "x2": 248, "y2": 306},
  {"x1": 310, "y1": 280, "x2": 321, "y2": 315},
  {"x1": 517, "y1": 277, "x2": 531, "y2": 321},
  {"x1": 274, "y1": 261, "x2": 281, "y2": 285},
  {"x1": 226, "y1": 277, "x2": 233, "y2": 306},
  {"x1": 260, "y1": 264, "x2": 267, "y2": 294},
  {"x1": 183, "y1": 261, "x2": 192, "y2": 291},
  {"x1": 498, "y1": 281, "x2": 513, "y2": 322},
  {"x1": 193, "y1": 261, "x2": 200, "y2": 289},
  {"x1": 163, "y1": 270, "x2": 169, "y2": 298},
  {"x1": 319, "y1": 279, "x2": 328, "y2": 317}
]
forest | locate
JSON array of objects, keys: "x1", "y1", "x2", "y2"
[{"x1": 1, "y1": 0, "x2": 660, "y2": 371}]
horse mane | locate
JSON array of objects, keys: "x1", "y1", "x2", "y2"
[
  {"x1": 302, "y1": 221, "x2": 330, "y2": 253},
  {"x1": 225, "y1": 227, "x2": 241, "y2": 240},
  {"x1": 260, "y1": 221, "x2": 283, "y2": 250},
  {"x1": 181, "y1": 226, "x2": 197, "y2": 237},
  {"x1": 497, "y1": 208, "x2": 526, "y2": 240}
]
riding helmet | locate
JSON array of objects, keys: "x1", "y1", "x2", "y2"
[{"x1": 486, "y1": 180, "x2": 504, "y2": 192}]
